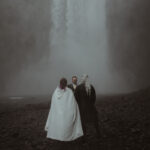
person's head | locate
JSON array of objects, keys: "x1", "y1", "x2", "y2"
[
  {"x1": 60, "y1": 78, "x2": 67, "y2": 89},
  {"x1": 72, "y1": 76, "x2": 78, "y2": 85},
  {"x1": 80, "y1": 74, "x2": 89, "y2": 84},
  {"x1": 80, "y1": 74, "x2": 91, "y2": 94}
]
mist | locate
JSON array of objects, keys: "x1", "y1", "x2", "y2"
[{"x1": 0, "y1": 0, "x2": 150, "y2": 96}]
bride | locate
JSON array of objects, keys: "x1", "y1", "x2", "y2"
[{"x1": 44, "y1": 78, "x2": 83, "y2": 141}]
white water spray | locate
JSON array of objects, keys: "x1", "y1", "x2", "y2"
[{"x1": 49, "y1": 0, "x2": 114, "y2": 93}]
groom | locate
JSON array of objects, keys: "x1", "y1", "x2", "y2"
[{"x1": 68, "y1": 76, "x2": 78, "y2": 94}]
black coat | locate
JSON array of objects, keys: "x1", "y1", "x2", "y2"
[
  {"x1": 75, "y1": 83, "x2": 98, "y2": 123},
  {"x1": 68, "y1": 84, "x2": 76, "y2": 94}
]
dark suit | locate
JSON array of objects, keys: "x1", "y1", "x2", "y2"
[{"x1": 68, "y1": 84, "x2": 77, "y2": 94}]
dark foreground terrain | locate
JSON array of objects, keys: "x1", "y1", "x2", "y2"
[{"x1": 0, "y1": 88, "x2": 150, "y2": 150}]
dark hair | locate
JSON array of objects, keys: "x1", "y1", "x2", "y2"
[
  {"x1": 72, "y1": 76, "x2": 77, "y2": 79},
  {"x1": 60, "y1": 78, "x2": 67, "y2": 89}
]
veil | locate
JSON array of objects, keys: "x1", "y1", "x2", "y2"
[{"x1": 80, "y1": 74, "x2": 91, "y2": 95}]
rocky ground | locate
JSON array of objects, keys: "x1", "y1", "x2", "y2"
[{"x1": 0, "y1": 88, "x2": 150, "y2": 150}]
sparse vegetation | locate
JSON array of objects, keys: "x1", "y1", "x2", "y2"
[{"x1": 0, "y1": 88, "x2": 150, "y2": 150}]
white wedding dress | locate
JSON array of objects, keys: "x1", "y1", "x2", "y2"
[{"x1": 44, "y1": 87, "x2": 83, "y2": 141}]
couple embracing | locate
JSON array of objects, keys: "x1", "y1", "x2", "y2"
[{"x1": 44, "y1": 74, "x2": 100, "y2": 142}]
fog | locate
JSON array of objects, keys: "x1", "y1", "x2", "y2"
[
  {"x1": 106, "y1": 0, "x2": 150, "y2": 92},
  {"x1": 0, "y1": 0, "x2": 150, "y2": 96}
]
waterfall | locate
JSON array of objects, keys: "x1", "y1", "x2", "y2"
[
  {"x1": 48, "y1": 0, "x2": 132, "y2": 94},
  {"x1": 49, "y1": 0, "x2": 109, "y2": 89}
]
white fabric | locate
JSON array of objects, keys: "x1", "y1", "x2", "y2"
[
  {"x1": 73, "y1": 83, "x2": 77, "y2": 90},
  {"x1": 44, "y1": 87, "x2": 83, "y2": 141},
  {"x1": 80, "y1": 74, "x2": 91, "y2": 95}
]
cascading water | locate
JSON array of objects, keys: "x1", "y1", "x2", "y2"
[
  {"x1": 1, "y1": 0, "x2": 150, "y2": 96},
  {"x1": 49, "y1": 0, "x2": 112, "y2": 93}
]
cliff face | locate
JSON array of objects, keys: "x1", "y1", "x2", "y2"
[
  {"x1": 0, "y1": 0, "x2": 150, "y2": 96},
  {"x1": 106, "y1": 0, "x2": 150, "y2": 90},
  {"x1": 0, "y1": 0, "x2": 51, "y2": 95}
]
